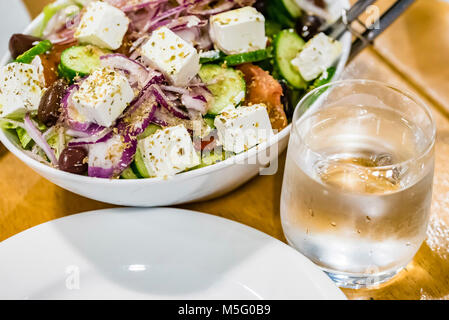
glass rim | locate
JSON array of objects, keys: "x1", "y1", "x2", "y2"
[{"x1": 291, "y1": 79, "x2": 436, "y2": 170}]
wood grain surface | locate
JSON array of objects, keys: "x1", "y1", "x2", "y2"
[{"x1": 3, "y1": 0, "x2": 448, "y2": 300}]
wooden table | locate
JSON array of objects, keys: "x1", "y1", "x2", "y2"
[{"x1": 4, "y1": 0, "x2": 449, "y2": 300}]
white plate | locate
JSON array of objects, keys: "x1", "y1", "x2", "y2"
[
  {"x1": 0, "y1": 208, "x2": 345, "y2": 300},
  {"x1": 0, "y1": 0, "x2": 351, "y2": 207}
]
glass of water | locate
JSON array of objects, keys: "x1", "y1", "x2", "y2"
[{"x1": 280, "y1": 80, "x2": 436, "y2": 288}]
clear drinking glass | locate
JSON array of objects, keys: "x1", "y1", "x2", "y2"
[{"x1": 280, "y1": 80, "x2": 436, "y2": 288}]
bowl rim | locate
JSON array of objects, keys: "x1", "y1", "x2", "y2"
[{"x1": 0, "y1": 1, "x2": 351, "y2": 185}]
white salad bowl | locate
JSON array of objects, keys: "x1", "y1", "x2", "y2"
[{"x1": 0, "y1": 1, "x2": 351, "y2": 207}]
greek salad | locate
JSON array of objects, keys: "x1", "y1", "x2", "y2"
[{"x1": 0, "y1": 0, "x2": 343, "y2": 179}]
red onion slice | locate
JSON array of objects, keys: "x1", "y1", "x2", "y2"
[
  {"x1": 24, "y1": 113, "x2": 58, "y2": 165},
  {"x1": 187, "y1": 0, "x2": 255, "y2": 15},
  {"x1": 187, "y1": 0, "x2": 235, "y2": 15},
  {"x1": 122, "y1": 0, "x2": 169, "y2": 12},
  {"x1": 100, "y1": 54, "x2": 152, "y2": 89},
  {"x1": 68, "y1": 129, "x2": 113, "y2": 147},
  {"x1": 182, "y1": 85, "x2": 213, "y2": 114},
  {"x1": 181, "y1": 93, "x2": 207, "y2": 114},
  {"x1": 88, "y1": 134, "x2": 138, "y2": 178},
  {"x1": 144, "y1": 3, "x2": 190, "y2": 32},
  {"x1": 47, "y1": 28, "x2": 77, "y2": 45},
  {"x1": 129, "y1": 35, "x2": 149, "y2": 54},
  {"x1": 152, "y1": 85, "x2": 190, "y2": 120},
  {"x1": 167, "y1": 15, "x2": 207, "y2": 31},
  {"x1": 174, "y1": 28, "x2": 200, "y2": 45},
  {"x1": 151, "y1": 117, "x2": 169, "y2": 127},
  {"x1": 160, "y1": 85, "x2": 189, "y2": 95},
  {"x1": 117, "y1": 88, "x2": 158, "y2": 137},
  {"x1": 152, "y1": 106, "x2": 199, "y2": 133}
]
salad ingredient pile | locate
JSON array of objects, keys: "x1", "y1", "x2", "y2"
[{"x1": 0, "y1": 0, "x2": 343, "y2": 179}]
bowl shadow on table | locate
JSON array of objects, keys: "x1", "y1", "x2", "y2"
[
  {"x1": 0, "y1": 143, "x2": 8, "y2": 159},
  {"x1": 32, "y1": 208, "x2": 284, "y2": 299},
  {"x1": 54, "y1": 181, "x2": 116, "y2": 213}
]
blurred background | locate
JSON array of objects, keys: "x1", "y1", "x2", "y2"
[{"x1": 0, "y1": 1, "x2": 29, "y2": 54}]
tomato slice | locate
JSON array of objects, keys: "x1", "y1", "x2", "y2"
[
  {"x1": 193, "y1": 134, "x2": 217, "y2": 152},
  {"x1": 39, "y1": 42, "x2": 75, "y2": 87},
  {"x1": 237, "y1": 63, "x2": 288, "y2": 131}
]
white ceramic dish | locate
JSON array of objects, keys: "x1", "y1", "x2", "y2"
[
  {"x1": 0, "y1": 1, "x2": 351, "y2": 206},
  {"x1": 0, "y1": 207, "x2": 346, "y2": 300}
]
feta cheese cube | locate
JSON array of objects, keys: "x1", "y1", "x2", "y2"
[
  {"x1": 75, "y1": 1, "x2": 130, "y2": 50},
  {"x1": 295, "y1": 0, "x2": 345, "y2": 23},
  {"x1": 290, "y1": 32, "x2": 342, "y2": 81},
  {"x1": 0, "y1": 63, "x2": 43, "y2": 118},
  {"x1": 138, "y1": 125, "x2": 200, "y2": 177},
  {"x1": 214, "y1": 104, "x2": 273, "y2": 154},
  {"x1": 141, "y1": 27, "x2": 200, "y2": 86},
  {"x1": 72, "y1": 68, "x2": 134, "y2": 127},
  {"x1": 210, "y1": 6, "x2": 266, "y2": 55}
]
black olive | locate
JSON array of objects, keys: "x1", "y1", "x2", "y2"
[
  {"x1": 38, "y1": 79, "x2": 68, "y2": 127},
  {"x1": 280, "y1": 80, "x2": 293, "y2": 119},
  {"x1": 312, "y1": 0, "x2": 326, "y2": 9},
  {"x1": 9, "y1": 34, "x2": 42, "y2": 59},
  {"x1": 279, "y1": 80, "x2": 302, "y2": 120},
  {"x1": 295, "y1": 14, "x2": 325, "y2": 41},
  {"x1": 59, "y1": 147, "x2": 88, "y2": 175},
  {"x1": 254, "y1": 0, "x2": 267, "y2": 15}
]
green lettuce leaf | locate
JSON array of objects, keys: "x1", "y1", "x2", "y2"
[{"x1": 16, "y1": 127, "x2": 34, "y2": 149}]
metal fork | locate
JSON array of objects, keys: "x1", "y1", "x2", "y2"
[{"x1": 324, "y1": 0, "x2": 416, "y2": 62}]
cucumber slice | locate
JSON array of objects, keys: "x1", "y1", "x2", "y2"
[
  {"x1": 134, "y1": 148, "x2": 151, "y2": 178},
  {"x1": 16, "y1": 127, "x2": 33, "y2": 149},
  {"x1": 265, "y1": 20, "x2": 282, "y2": 38},
  {"x1": 199, "y1": 65, "x2": 246, "y2": 115},
  {"x1": 121, "y1": 167, "x2": 139, "y2": 179},
  {"x1": 138, "y1": 124, "x2": 161, "y2": 140},
  {"x1": 224, "y1": 49, "x2": 271, "y2": 67},
  {"x1": 202, "y1": 151, "x2": 225, "y2": 166},
  {"x1": 190, "y1": 151, "x2": 226, "y2": 170},
  {"x1": 0, "y1": 120, "x2": 20, "y2": 130},
  {"x1": 204, "y1": 117, "x2": 215, "y2": 129},
  {"x1": 128, "y1": 124, "x2": 162, "y2": 179},
  {"x1": 199, "y1": 151, "x2": 226, "y2": 168},
  {"x1": 15, "y1": 40, "x2": 52, "y2": 64},
  {"x1": 58, "y1": 45, "x2": 105, "y2": 81},
  {"x1": 200, "y1": 50, "x2": 226, "y2": 64},
  {"x1": 200, "y1": 49, "x2": 270, "y2": 67},
  {"x1": 274, "y1": 30, "x2": 307, "y2": 89},
  {"x1": 281, "y1": 0, "x2": 302, "y2": 18},
  {"x1": 309, "y1": 66, "x2": 337, "y2": 91},
  {"x1": 130, "y1": 161, "x2": 144, "y2": 179},
  {"x1": 305, "y1": 67, "x2": 337, "y2": 107}
]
